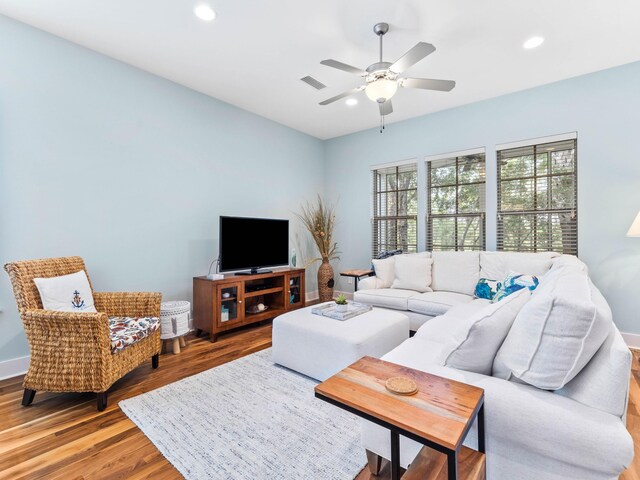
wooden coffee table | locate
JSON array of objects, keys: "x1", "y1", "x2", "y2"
[{"x1": 314, "y1": 356, "x2": 486, "y2": 480}]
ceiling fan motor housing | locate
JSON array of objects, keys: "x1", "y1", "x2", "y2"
[
  {"x1": 366, "y1": 62, "x2": 392, "y2": 74},
  {"x1": 373, "y1": 22, "x2": 389, "y2": 36}
]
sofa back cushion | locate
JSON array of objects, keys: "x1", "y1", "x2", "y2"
[
  {"x1": 480, "y1": 251, "x2": 557, "y2": 281},
  {"x1": 493, "y1": 270, "x2": 612, "y2": 390},
  {"x1": 372, "y1": 252, "x2": 431, "y2": 288},
  {"x1": 391, "y1": 255, "x2": 433, "y2": 293},
  {"x1": 431, "y1": 251, "x2": 479, "y2": 296},
  {"x1": 437, "y1": 289, "x2": 531, "y2": 375},
  {"x1": 550, "y1": 254, "x2": 588, "y2": 273},
  {"x1": 556, "y1": 324, "x2": 632, "y2": 419}
]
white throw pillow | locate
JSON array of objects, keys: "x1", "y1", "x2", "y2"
[
  {"x1": 431, "y1": 251, "x2": 480, "y2": 295},
  {"x1": 391, "y1": 255, "x2": 433, "y2": 293},
  {"x1": 371, "y1": 256, "x2": 396, "y2": 288},
  {"x1": 33, "y1": 271, "x2": 97, "y2": 313},
  {"x1": 436, "y1": 289, "x2": 530, "y2": 375},
  {"x1": 492, "y1": 271, "x2": 611, "y2": 390}
]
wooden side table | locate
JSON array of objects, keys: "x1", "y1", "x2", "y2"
[
  {"x1": 315, "y1": 356, "x2": 486, "y2": 480},
  {"x1": 339, "y1": 269, "x2": 374, "y2": 291}
]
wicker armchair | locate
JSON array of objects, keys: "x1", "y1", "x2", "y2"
[{"x1": 4, "y1": 256, "x2": 161, "y2": 411}]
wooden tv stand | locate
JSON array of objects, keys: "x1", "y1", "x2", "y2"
[{"x1": 193, "y1": 268, "x2": 306, "y2": 342}]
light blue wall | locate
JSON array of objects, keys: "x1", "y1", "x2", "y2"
[
  {"x1": 0, "y1": 16, "x2": 324, "y2": 362},
  {"x1": 2, "y1": 15, "x2": 640, "y2": 367},
  {"x1": 324, "y1": 61, "x2": 640, "y2": 335}
]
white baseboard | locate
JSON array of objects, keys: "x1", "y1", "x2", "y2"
[
  {"x1": 0, "y1": 355, "x2": 29, "y2": 381},
  {"x1": 622, "y1": 332, "x2": 640, "y2": 349},
  {"x1": 305, "y1": 290, "x2": 354, "y2": 302}
]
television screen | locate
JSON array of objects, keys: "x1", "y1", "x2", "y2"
[{"x1": 219, "y1": 216, "x2": 289, "y2": 272}]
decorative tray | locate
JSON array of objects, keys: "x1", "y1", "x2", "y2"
[{"x1": 311, "y1": 302, "x2": 373, "y2": 321}]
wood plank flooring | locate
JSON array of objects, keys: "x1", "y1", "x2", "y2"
[{"x1": 0, "y1": 325, "x2": 638, "y2": 479}]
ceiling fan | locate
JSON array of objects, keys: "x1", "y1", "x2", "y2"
[{"x1": 317, "y1": 22, "x2": 456, "y2": 130}]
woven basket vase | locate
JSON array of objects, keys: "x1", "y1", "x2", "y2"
[{"x1": 318, "y1": 260, "x2": 335, "y2": 302}]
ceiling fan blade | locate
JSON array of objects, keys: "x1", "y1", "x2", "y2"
[
  {"x1": 389, "y1": 42, "x2": 436, "y2": 74},
  {"x1": 320, "y1": 59, "x2": 367, "y2": 76},
  {"x1": 379, "y1": 100, "x2": 393, "y2": 116},
  {"x1": 402, "y1": 77, "x2": 456, "y2": 92},
  {"x1": 319, "y1": 87, "x2": 363, "y2": 106}
]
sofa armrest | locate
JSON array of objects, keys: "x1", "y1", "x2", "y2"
[
  {"x1": 94, "y1": 291, "x2": 162, "y2": 318},
  {"x1": 357, "y1": 276, "x2": 386, "y2": 290}
]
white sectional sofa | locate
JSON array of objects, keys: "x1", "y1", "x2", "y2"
[
  {"x1": 355, "y1": 251, "x2": 565, "y2": 331},
  {"x1": 354, "y1": 251, "x2": 633, "y2": 480}
]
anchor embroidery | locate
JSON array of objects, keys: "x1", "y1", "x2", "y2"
[{"x1": 71, "y1": 290, "x2": 85, "y2": 309}]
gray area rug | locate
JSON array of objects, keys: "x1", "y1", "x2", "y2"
[{"x1": 119, "y1": 349, "x2": 367, "y2": 479}]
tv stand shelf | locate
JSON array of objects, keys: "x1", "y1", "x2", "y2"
[
  {"x1": 193, "y1": 267, "x2": 305, "y2": 342},
  {"x1": 244, "y1": 286, "x2": 283, "y2": 298}
]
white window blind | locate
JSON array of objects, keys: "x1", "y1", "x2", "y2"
[
  {"x1": 497, "y1": 138, "x2": 578, "y2": 255},
  {"x1": 371, "y1": 163, "x2": 418, "y2": 257},
  {"x1": 426, "y1": 154, "x2": 486, "y2": 251}
]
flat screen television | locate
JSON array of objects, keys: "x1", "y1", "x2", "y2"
[{"x1": 219, "y1": 216, "x2": 289, "y2": 274}]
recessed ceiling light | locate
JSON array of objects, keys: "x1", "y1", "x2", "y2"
[
  {"x1": 523, "y1": 36, "x2": 544, "y2": 49},
  {"x1": 194, "y1": 4, "x2": 216, "y2": 21},
  {"x1": 345, "y1": 98, "x2": 358, "y2": 106}
]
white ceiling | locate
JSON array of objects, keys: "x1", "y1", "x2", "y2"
[{"x1": 1, "y1": 1, "x2": 640, "y2": 139}]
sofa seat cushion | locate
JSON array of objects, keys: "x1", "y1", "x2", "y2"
[
  {"x1": 354, "y1": 289, "x2": 418, "y2": 310},
  {"x1": 414, "y1": 299, "x2": 489, "y2": 342},
  {"x1": 109, "y1": 316, "x2": 160, "y2": 353},
  {"x1": 360, "y1": 337, "x2": 633, "y2": 476},
  {"x1": 407, "y1": 291, "x2": 474, "y2": 316}
]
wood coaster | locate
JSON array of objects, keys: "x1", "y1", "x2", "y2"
[{"x1": 385, "y1": 376, "x2": 418, "y2": 396}]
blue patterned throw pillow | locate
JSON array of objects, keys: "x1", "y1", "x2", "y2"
[
  {"x1": 474, "y1": 278, "x2": 502, "y2": 300},
  {"x1": 492, "y1": 273, "x2": 539, "y2": 303}
]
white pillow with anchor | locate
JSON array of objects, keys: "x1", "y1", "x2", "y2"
[{"x1": 33, "y1": 270, "x2": 97, "y2": 313}]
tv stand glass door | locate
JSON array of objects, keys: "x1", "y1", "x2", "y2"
[{"x1": 216, "y1": 282, "x2": 244, "y2": 328}]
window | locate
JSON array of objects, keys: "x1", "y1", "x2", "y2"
[
  {"x1": 497, "y1": 138, "x2": 577, "y2": 255},
  {"x1": 426, "y1": 154, "x2": 486, "y2": 251},
  {"x1": 371, "y1": 163, "x2": 418, "y2": 257}
]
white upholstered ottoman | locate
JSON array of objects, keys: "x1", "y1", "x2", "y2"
[{"x1": 272, "y1": 304, "x2": 410, "y2": 381}]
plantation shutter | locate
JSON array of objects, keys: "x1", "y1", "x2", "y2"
[
  {"x1": 426, "y1": 154, "x2": 486, "y2": 251},
  {"x1": 371, "y1": 163, "x2": 418, "y2": 258},
  {"x1": 497, "y1": 138, "x2": 578, "y2": 255}
]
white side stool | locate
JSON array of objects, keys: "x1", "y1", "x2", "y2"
[{"x1": 160, "y1": 301, "x2": 191, "y2": 354}]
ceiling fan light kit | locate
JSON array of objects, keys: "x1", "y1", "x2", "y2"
[
  {"x1": 315, "y1": 22, "x2": 456, "y2": 133},
  {"x1": 365, "y1": 78, "x2": 398, "y2": 103}
]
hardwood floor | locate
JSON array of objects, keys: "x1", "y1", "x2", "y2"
[{"x1": 0, "y1": 326, "x2": 638, "y2": 479}]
